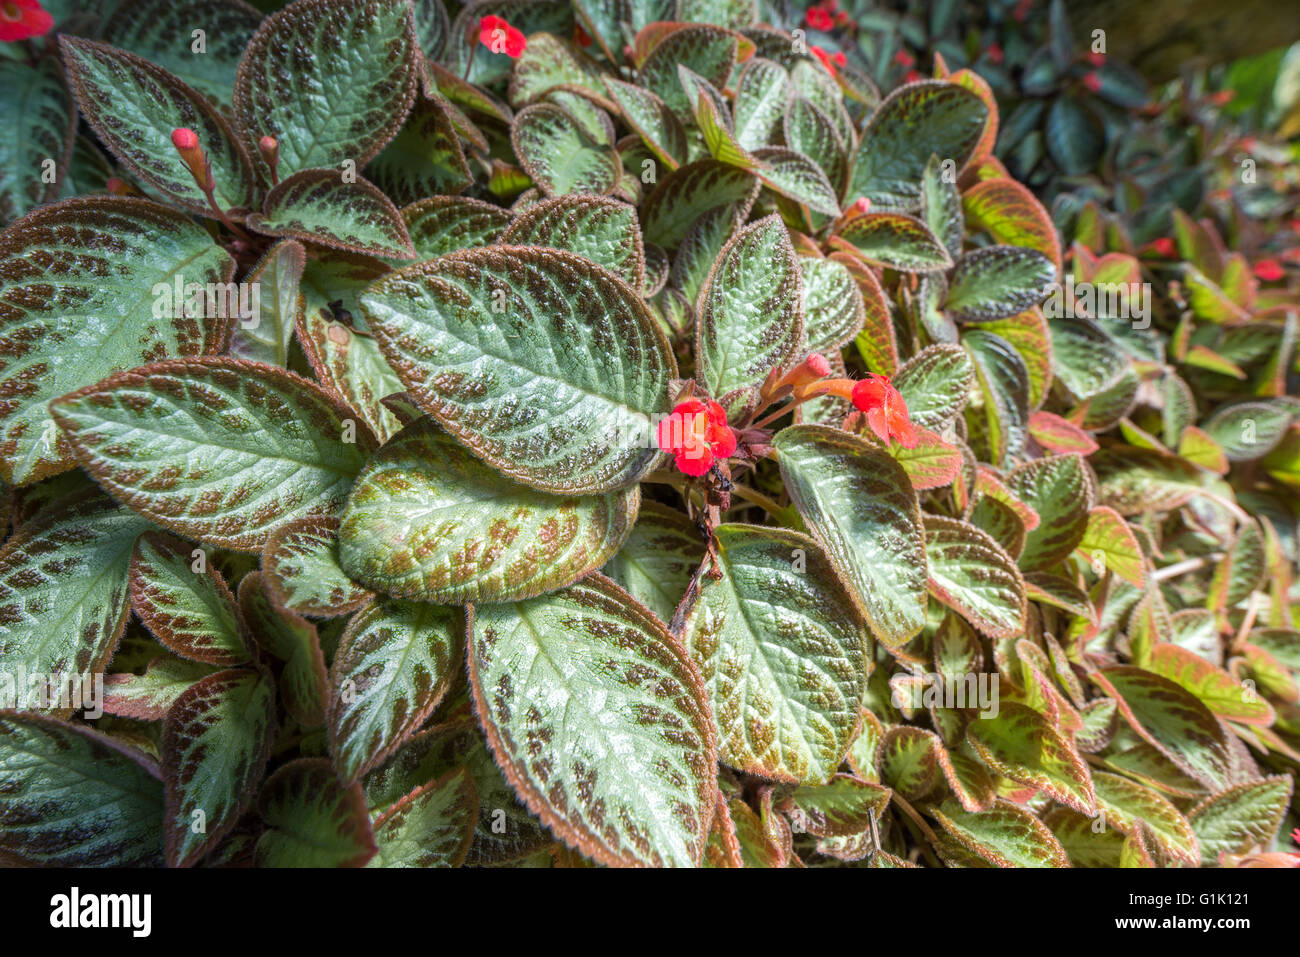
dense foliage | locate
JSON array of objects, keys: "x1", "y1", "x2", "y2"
[{"x1": 0, "y1": 0, "x2": 1298, "y2": 868}]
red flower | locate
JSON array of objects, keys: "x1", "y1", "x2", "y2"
[
  {"x1": 1254, "y1": 258, "x2": 1284, "y2": 282},
  {"x1": 574, "y1": 24, "x2": 592, "y2": 48},
  {"x1": 893, "y1": 49, "x2": 914, "y2": 68},
  {"x1": 805, "y1": 7, "x2": 833, "y2": 31},
  {"x1": 849, "y1": 196, "x2": 871, "y2": 215},
  {"x1": 657, "y1": 398, "x2": 736, "y2": 476},
  {"x1": 1083, "y1": 72, "x2": 1102, "y2": 93},
  {"x1": 1292, "y1": 826, "x2": 1300, "y2": 846},
  {"x1": 810, "y1": 45, "x2": 837, "y2": 75},
  {"x1": 478, "y1": 14, "x2": 526, "y2": 58},
  {"x1": 904, "y1": 69, "x2": 922, "y2": 83},
  {"x1": 1145, "y1": 236, "x2": 1176, "y2": 258},
  {"x1": 0, "y1": 0, "x2": 52, "y2": 42},
  {"x1": 852, "y1": 375, "x2": 917, "y2": 448},
  {"x1": 987, "y1": 43, "x2": 1004, "y2": 64},
  {"x1": 833, "y1": 50, "x2": 846, "y2": 67},
  {"x1": 1086, "y1": 50, "x2": 1106, "y2": 67}
]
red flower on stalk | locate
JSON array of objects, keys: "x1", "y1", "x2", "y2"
[
  {"x1": 0, "y1": 0, "x2": 53, "y2": 42},
  {"x1": 1086, "y1": 50, "x2": 1106, "y2": 67},
  {"x1": 810, "y1": 45, "x2": 838, "y2": 75},
  {"x1": 805, "y1": 7, "x2": 833, "y2": 31},
  {"x1": 893, "y1": 49, "x2": 914, "y2": 68},
  {"x1": 852, "y1": 374, "x2": 917, "y2": 448},
  {"x1": 1083, "y1": 72, "x2": 1102, "y2": 93},
  {"x1": 478, "y1": 15, "x2": 526, "y2": 58},
  {"x1": 1254, "y1": 258, "x2": 1284, "y2": 282},
  {"x1": 657, "y1": 398, "x2": 736, "y2": 477}
]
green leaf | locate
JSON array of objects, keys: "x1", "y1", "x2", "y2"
[
  {"x1": 962, "y1": 176, "x2": 1062, "y2": 274},
  {"x1": 60, "y1": 37, "x2": 256, "y2": 215},
  {"x1": 921, "y1": 153, "x2": 963, "y2": 258},
  {"x1": 963, "y1": 329, "x2": 1030, "y2": 468},
  {"x1": 1047, "y1": 315, "x2": 1132, "y2": 402},
  {"x1": 103, "y1": 655, "x2": 217, "y2": 721},
  {"x1": 327, "y1": 596, "x2": 462, "y2": 782},
  {"x1": 1093, "y1": 447, "x2": 1209, "y2": 516},
  {"x1": 508, "y1": 32, "x2": 607, "y2": 107},
  {"x1": 50, "y1": 357, "x2": 377, "y2": 552},
  {"x1": 774, "y1": 425, "x2": 928, "y2": 650},
  {"x1": 163, "y1": 667, "x2": 275, "y2": 866},
  {"x1": 1187, "y1": 776, "x2": 1293, "y2": 865},
  {"x1": 1146, "y1": 644, "x2": 1275, "y2": 726},
  {"x1": 931, "y1": 798, "x2": 1069, "y2": 867},
  {"x1": 0, "y1": 712, "x2": 164, "y2": 866},
  {"x1": 602, "y1": 77, "x2": 687, "y2": 170},
  {"x1": 339, "y1": 418, "x2": 636, "y2": 603},
  {"x1": 228, "y1": 240, "x2": 307, "y2": 367},
  {"x1": 734, "y1": 58, "x2": 792, "y2": 151},
  {"x1": 359, "y1": 246, "x2": 675, "y2": 494},
  {"x1": 366, "y1": 96, "x2": 472, "y2": 204},
  {"x1": 0, "y1": 196, "x2": 234, "y2": 486},
  {"x1": 500, "y1": 193, "x2": 645, "y2": 291},
  {"x1": 234, "y1": 0, "x2": 419, "y2": 175},
  {"x1": 638, "y1": 24, "x2": 738, "y2": 120},
  {"x1": 966, "y1": 702, "x2": 1095, "y2": 814},
  {"x1": 1045, "y1": 96, "x2": 1104, "y2": 176},
  {"x1": 1092, "y1": 771, "x2": 1199, "y2": 866},
  {"x1": 263, "y1": 515, "x2": 373, "y2": 619},
  {"x1": 1091, "y1": 667, "x2": 1231, "y2": 790},
  {"x1": 847, "y1": 81, "x2": 989, "y2": 210},
  {"x1": 402, "y1": 196, "x2": 512, "y2": 259},
  {"x1": 641, "y1": 159, "x2": 758, "y2": 249},
  {"x1": 256, "y1": 757, "x2": 377, "y2": 867},
  {"x1": 601, "y1": 501, "x2": 705, "y2": 625},
  {"x1": 238, "y1": 572, "x2": 329, "y2": 727},
  {"x1": 370, "y1": 766, "x2": 478, "y2": 867},
  {"x1": 923, "y1": 515, "x2": 1027, "y2": 639},
  {"x1": 296, "y1": 307, "x2": 405, "y2": 443},
  {"x1": 752, "y1": 147, "x2": 842, "y2": 216},
  {"x1": 130, "y1": 531, "x2": 249, "y2": 666},
  {"x1": 776, "y1": 774, "x2": 891, "y2": 837},
  {"x1": 1007, "y1": 454, "x2": 1095, "y2": 571},
  {"x1": 0, "y1": 493, "x2": 148, "y2": 685},
  {"x1": 248, "y1": 169, "x2": 415, "y2": 260},
  {"x1": 1076, "y1": 505, "x2": 1145, "y2": 587},
  {"x1": 834, "y1": 212, "x2": 953, "y2": 272},
  {"x1": 103, "y1": 0, "x2": 262, "y2": 104},
  {"x1": 800, "y1": 256, "x2": 864, "y2": 352},
  {"x1": 1202, "y1": 401, "x2": 1292, "y2": 462},
  {"x1": 0, "y1": 57, "x2": 74, "y2": 225},
  {"x1": 946, "y1": 246, "x2": 1054, "y2": 323},
  {"x1": 681, "y1": 524, "x2": 869, "y2": 785},
  {"x1": 892, "y1": 344, "x2": 974, "y2": 432},
  {"x1": 469, "y1": 575, "x2": 717, "y2": 867},
  {"x1": 696, "y1": 215, "x2": 804, "y2": 397},
  {"x1": 511, "y1": 103, "x2": 621, "y2": 197}
]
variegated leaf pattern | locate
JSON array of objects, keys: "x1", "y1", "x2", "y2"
[
  {"x1": 339, "y1": 418, "x2": 637, "y2": 603},
  {"x1": 238, "y1": 572, "x2": 329, "y2": 727},
  {"x1": 367, "y1": 95, "x2": 472, "y2": 205},
  {"x1": 263, "y1": 515, "x2": 373, "y2": 619},
  {"x1": 327, "y1": 596, "x2": 462, "y2": 782},
  {"x1": 511, "y1": 102, "x2": 621, "y2": 197},
  {"x1": 923, "y1": 515, "x2": 1026, "y2": 639},
  {"x1": 248, "y1": 169, "x2": 416, "y2": 260},
  {"x1": 0, "y1": 57, "x2": 75, "y2": 225},
  {"x1": 402, "y1": 196, "x2": 513, "y2": 259},
  {"x1": 296, "y1": 305, "x2": 406, "y2": 442},
  {"x1": 359, "y1": 246, "x2": 675, "y2": 494},
  {"x1": 603, "y1": 77, "x2": 687, "y2": 170},
  {"x1": 103, "y1": 655, "x2": 216, "y2": 721},
  {"x1": 680, "y1": 524, "x2": 868, "y2": 784},
  {"x1": 50, "y1": 357, "x2": 377, "y2": 552},
  {"x1": 601, "y1": 500, "x2": 705, "y2": 625},
  {"x1": 0, "y1": 197, "x2": 234, "y2": 485},
  {"x1": 500, "y1": 193, "x2": 645, "y2": 291},
  {"x1": 256, "y1": 758, "x2": 377, "y2": 867},
  {"x1": 369, "y1": 766, "x2": 477, "y2": 867},
  {"x1": 800, "y1": 256, "x2": 865, "y2": 352},
  {"x1": 469, "y1": 575, "x2": 717, "y2": 867},
  {"x1": 227, "y1": 240, "x2": 307, "y2": 367}
]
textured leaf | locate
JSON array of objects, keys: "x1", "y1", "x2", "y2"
[
  {"x1": 0, "y1": 197, "x2": 234, "y2": 485},
  {"x1": 638, "y1": 23, "x2": 738, "y2": 119},
  {"x1": 847, "y1": 81, "x2": 988, "y2": 210},
  {"x1": 366, "y1": 96, "x2": 473, "y2": 204},
  {"x1": 641, "y1": 159, "x2": 759, "y2": 249},
  {"x1": 1147, "y1": 644, "x2": 1275, "y2": 726},
  {"x1": 228, "y1": 240, "x2": 307, "y2": 367},
  {"x1": 339, "y1": 418, "x2": 636, "y2": 603},
  {"x1": 923, "y1": 515, "x2": 1026, "y2": 639},
  {"x1": 966, "y1": 703, "x2": 1094, "y2": 814},
  {"x1": 681, "y1": 524, "x2": 868, "y2": 785},
  {"x1": 962, "y1": 177, "x2": 1062, "y2": 274},
  {"x1": 234, "y1": 0, "x2": 419, "y2": 175},
  {"x1": 931, "y1": 798, "x2": 1069, "y2": 867},
  {"x1": 696, "y1": 215, "x2": 804, "y2": 397},
  {"x1": 0, "y1": 711, "x2": 163, "y2": 867},
  {"x1": 785, "y1": 99, "x2": 848, "y2": 198},
  {"x1": 1202, "y1": 401, "x2": 1292, "y2": 462},
  {"x1": 1092, "y1": 667, "x2": 1231, "y2": 790},
  {"x1": 60, "y1": 37, "x2": 257, "y2": 215},
  {"x1": 1029, "y1": 410, "x2": 1099, "y2": 456},
  {"x1": 775, "y1": 425, "x2": 927, "y2": 650},
  {"x1": 800, "y1": 256, "x2": 864, "y2": 352},
  {"x1": 130, "y1": 531, "x2": 249, "y2": 666},
  {"x1": 1187, "y1": 776, "x2": 1292, "y2": 865},
  {"x1": 162, "y1": 667, "x2": 275, "y2": 866},
  {"x1": 103, "y1": 656, "x2": 216, "y2": 721},
  {"x1": 370, "y1": 766, "x2": 477, "y2": 867},
  {"x1": 1091, "y1": 771, "x2": 1199, "y2": 865},
  {"x1": 360, "y1": 246, "x2": 674, "y2": 494},
  {"x1": 256, "y1": 757, "x2": 376, "y2": 867},
  {"x1": 834, "y1": 212, "x2": 952, "y2": 272},
  {"x1": 777, "y1": 775, "x2": 890, "y2": 838},
  {"x1": 238, "y1": 572, "x2": 328, "y2": 727},
  {"x1": 0, "y1": 57, "x2": 74, "y2": 224},
  {"x1": 888, "y1": 428, "x2": 964, "y2": 490},
  {"x1": 402, "y1": 196, "x2": 512, "y2": 259},
  {"x1": 511, "y1": 103, "x2": 621, "y2": 197},
  {"x1": 263, "y1": 515, "x2": 373, "y2": 619},
  {"x1": 1075, "y1": 506, "x2": 1145, "y2": 588},
  {"x1": 51, "y1": 357, "x2": 376, "y2": 552},
  {"x1": 963, "y1": 329, "x2": 1030, "y2": 467},
  {"x1": 326, "y1": 594, "x2": 456, "y2": 780},
  {"x1": 248, "y1": 169, "x2": 415, "y2": 260},
  {"x1": 469, "y1": 575, "x2": 717, "y2": 867},
  {"x1": 946, "y1": 246, "x2": 1054, "y2": 323},
  {"x1": 297, "y1": 307, "x2": 405, "y2": 443},
  {"x1": 601, "y1": 501, "x2": 705, "y2": 625},
  {"x1": 0, "y1": 493, "x2": 148, "y2": 686},
  {"x1": 734, "y1": 58, "x2": 792, "y2": 151},
  {"x1": 1007, "y1": 454, "x2": 1095, "y2": 571},
  {"x1": 752, "y1": 147, "x2": 842, "y2": 216},
  {"x1": 892, "y1": 344, "x2": 974, "y2": 431},
  {"x1": 603, "y1": 77, "x2": 687, "y2": 170},
  {"x1": 501, "y1": 193, "x2": 645, "y2": 291}
]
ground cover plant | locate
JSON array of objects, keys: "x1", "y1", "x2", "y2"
[{"x1": 0, "y1": 0, "x2": 1298, "y2": 868}]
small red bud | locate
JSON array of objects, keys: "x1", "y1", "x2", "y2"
[
  {"x1": 1084, "y1": 72, "x2": 1102, "y2": 93},
  {"x1": 170, "y1": 127, "x2": 211, "y2": 190},
  {"x1": 171, "y1": 127, "x2": 199, "y2": 151},
  {"x1": 806, "y1": 353, "x2": 831, "y2": 377}
]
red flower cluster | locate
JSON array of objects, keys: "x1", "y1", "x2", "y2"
[
  {"x1": 0, "y1": 0, "x2": 52, "y2": 42},
  {"x1": 805, "y1": 7, "x2": 833, "y2": 31},
  {"x1": 894, "y1": 50, "x2": 915, "y2": 68},
  {"x1": 1254, "y1": 259, "x2": 1284, "y2": 282},
  {"x1": 852, "y1": 375, "x2": 917, "y2": 448},
  {"x1": 657, "y1": 398, "x2": 736, "y2": 477},
  {"x1": 478, "y1": 15, "x2": 526, "y2": 58}
]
